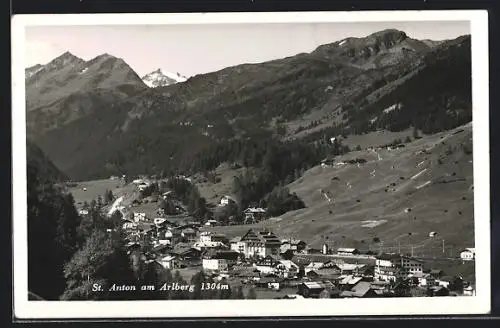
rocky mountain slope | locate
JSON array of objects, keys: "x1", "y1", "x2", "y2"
[
  {"x1": 141, "y1": 69, "x2": 188, "y2": 88},
  {"x1": 26, "y1": 30, "x2": 472, "y2": 181},
  {"x1": 25, "y1": 52, "x2": 148, "y2": 134}
]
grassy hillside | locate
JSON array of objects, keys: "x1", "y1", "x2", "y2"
[{"x1": 204, "y1": 123, "x2": 474, "y2": 257}]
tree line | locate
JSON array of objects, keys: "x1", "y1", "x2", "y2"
[{"x1": 27, "y1": 161, "x2": 256, "y2": 300}]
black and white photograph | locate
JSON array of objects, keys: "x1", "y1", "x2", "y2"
[{"x1": 12, "y1": 11, "x2": 490, "y2": 318}]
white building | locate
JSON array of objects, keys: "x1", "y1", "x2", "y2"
[
  {"x1": 275, "y1": 260, "x2": 300, "y2": 278},
  {"x1": 460, "y1": 248, "x2": 475, "y2": 261},
  {"x1": 133, "y1": 212, "x2": 146, "y2": 222},
  {"x1": 375, "y1": 254, "x2": 423, "y2": 282},
  {"x1": 235, "y1": 229, "x2": 281, "y2": 258},
  {"x1": 219, "y1": 195, "x2": 236, "y2": 207},
  {"x1": 254, "y1": 256, "x2": 280, "y2": 274},
  {"x1": 337, "y1": 248, "x2": 359, "y2": 256},
  {"x1": 202, "y1": 258, "x2": 228, "y2": 271},
  {"x1": 204, "y1": 219, "x2": 218, "y2": 227},
  {"x1": 305, "y1": 262, "x2": 325, "y2": 274},
  {"x1": 78, "y1": 209, "x2": 89, "y2": 215},
  {"x1": 159, "y1": 255, "x2": 176, "y2": 269},
  {"x1": 154, "y1": 217, "x2": 167, "y2": 226},
  {"x1": 463, "y1": 285, "x2": 475, "y2": 296}
]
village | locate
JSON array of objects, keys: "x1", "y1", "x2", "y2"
[{"x1": 73, "y1": 174, "x2": 477, "y2": 300}]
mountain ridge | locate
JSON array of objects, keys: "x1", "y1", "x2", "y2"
[
  {"x1": 141, "y1": 68, "x2": 188, "y2": 88},
  {"x1": 25, "y1": 30, "x2": 472, "y2": 181}
]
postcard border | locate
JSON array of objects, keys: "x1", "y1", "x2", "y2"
[{"x1": 12, "y1": 10, "x2": 491, "y2": 319}]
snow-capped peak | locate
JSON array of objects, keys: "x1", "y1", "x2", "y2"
[{"x1": 141, "y1": 68, "x2": 188, "y2": 88}]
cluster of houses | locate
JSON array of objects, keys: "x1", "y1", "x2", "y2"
[{"x1": 117, "y1": 207, "x2": 476, "y2": 299}]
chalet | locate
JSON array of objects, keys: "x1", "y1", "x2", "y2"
[
  {"x1": 337, "y1": 248, "x2": 360, "y2": 256},
  {"x1": 199, "y1": 231, "x2": 227, "y2": 244},
  {"x1": 409, "y1": 272, "x2": 435, "y2": 287},
  {"x1": 219, "y1": 195, "x2": 236, "y2": 207},
  {"x1": 460, "y1": 248, "x2": 475, "y2": 261},
  {"x1": 158, "y1": 255, "x2": 177, "y2": 269},
  {"x1": 254, "y1": 255, "x2": 281, "y2": 274},
  {"x1": 243, "y1": 207, "x2": 267, "y2": 223},
  {"x1": 181, "y1": 228, "x2": 197, "y2": 242},
  {"x1": 275, "y1": 260, "x2": 300, "y2": 278},
  {"x1": 203, "y1": 258, "x2": 229, "y2": 271},
  {"x1": 172, "y1": 246, "x2": 202, "y2": 263},
  {"x1": 235, "y1": 229, "x2": 281, "y2": 258},
  {"x1": 280, "y1": 239, "x2": 307, "y2": 253},
  {"x1": 203, "y1": 249, "x2": 239, "y2": 267},
  {"x1": 297, "y1": 281, "x2": 336, "y2": 298},
  {"x1": 340, "y1": 281, "x2": 378, "y2": 298}
]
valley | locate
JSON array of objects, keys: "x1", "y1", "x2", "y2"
[{"x1": 24, "y1": 27, "x2": 477, "y2": 301}]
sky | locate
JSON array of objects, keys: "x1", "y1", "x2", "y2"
[{"x1": 25, "y1": 21, "x2": 470, "y2": 77}]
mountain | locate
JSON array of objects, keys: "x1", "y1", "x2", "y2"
[
  {"x1": 25, "y1": 52, "x2": 148, "y2": 134},
  {"x1": 142, "y1": 69, "x2": 188, "y2": 88},
  {"x1": 26, "y1": 140, "x2": 68, "y2": 182},
  {"x1": 26, "y1": 30, "x2": 471, "y2": 181}
]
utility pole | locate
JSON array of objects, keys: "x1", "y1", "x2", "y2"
[
  {"x1": 398, "y1": 240, "x2": 401, "y2": 254},
  {"x1": 442, "y1": 239, "x2": 445, "y2": 255},
  {"x1": 411, "y1": 245, "x2": 414, "y2": 258}
]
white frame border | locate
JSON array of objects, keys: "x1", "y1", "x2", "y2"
[{"x1": 11, "y1": 10, "x2": 490, "y2": 319}]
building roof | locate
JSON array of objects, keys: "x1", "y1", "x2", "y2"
[
  {"x1": 278, "y1": 260, "x2": 299, "y2": 269},
  {"x1": 337, "y1": 248, "x2": 358, "y2": 253},
  {"x1": 350, "y1": 281, "x2": 373, "y2": 297},
  {"x1": 316, "y1": 268, "x2": 341, "y2": 277},
  {"x1": 301, "y1": 281, "x2": 335, "y2": 290},
  {"x1": 240, "y1": 229, "x2": 281, "y2": 246},
  {"x1": 160, "y1": 255, "x2": 176, "y2": 261},
  {"x1": 339, "y1": 275, "x2": 363, "y2": 285},
  {"x1": 337, "y1": 263, "x2": 365, "y2": 271},
  {"x1": 229, "y1": 236, "x2": 242, "y2": 243},
  {"x1": 376, "y1": 253, "x2": 402, "y2": 261},
  {"x1": 244, "y1": 207, "x2": 266, "y2": 213}
]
